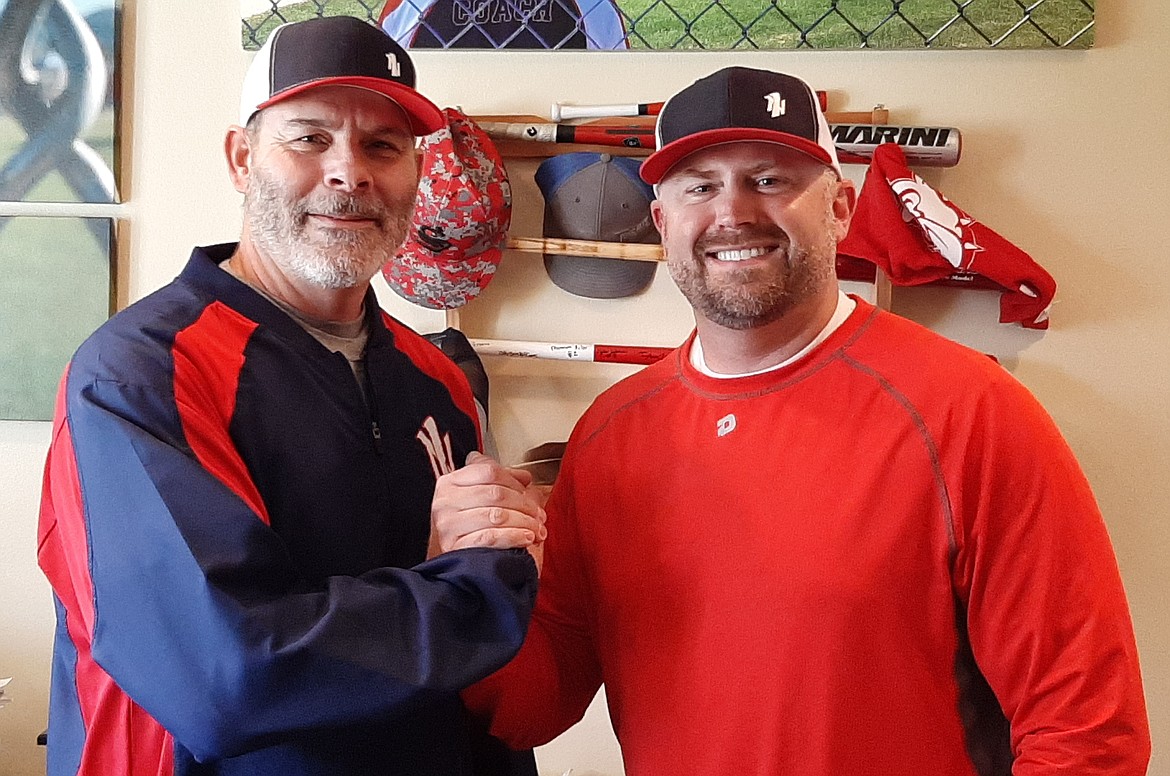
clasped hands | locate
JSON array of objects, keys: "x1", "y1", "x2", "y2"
[{"x1": 429, "y1": 451, "x2": 548, "y2": 573}]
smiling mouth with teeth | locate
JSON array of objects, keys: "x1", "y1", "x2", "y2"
[{"x1": 712, "y1": 246, "x2": 772, "y2": 262}]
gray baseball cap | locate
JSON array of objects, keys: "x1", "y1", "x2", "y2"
[{"x1": 535, "y1": 153, "x2": 659, "y2": 299}]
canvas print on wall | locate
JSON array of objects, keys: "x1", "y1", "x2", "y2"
[
  {"x1": 0, "y1": 0, "x2": 119, "y2": 203},
  {"x1": 0, "y1": 216, "x2": 112, "y2": 421},
  {"x1": 242, "y1": 0, "x2": 1094, "y2": 51}
]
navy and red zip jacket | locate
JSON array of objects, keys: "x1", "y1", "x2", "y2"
[{"x1": 37, "y1": 243, "x2": 539, "y2": 776}]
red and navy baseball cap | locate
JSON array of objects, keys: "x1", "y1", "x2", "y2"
[
  {"x1": 239, "y1": 16, "x2": 444, "y2": 135},
  {"x1": 641, "y1": 67, "x2": 842, "y2": 184}
]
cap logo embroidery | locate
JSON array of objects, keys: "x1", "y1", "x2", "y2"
[
  {"x1": 386, "y1": 53, "x2": 401, "y2": 77},
  {"x1": 765, "y1": 92, "x2": 786, "y2": 118},
  {"x1": 416, "y1": 225, "x2": 452, "y2": 253}
]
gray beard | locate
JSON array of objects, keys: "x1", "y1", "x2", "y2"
[{"x1": 245, "y1": 169, "x2": 413, "y2": 290}]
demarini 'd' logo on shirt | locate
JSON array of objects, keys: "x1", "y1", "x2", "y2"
[{"x1": 717, "y1": 413, "x2": 737, "y2": 437}]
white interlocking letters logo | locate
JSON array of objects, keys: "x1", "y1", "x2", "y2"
[
  {"x1": 386, "y1": 53, "x2": 401, "y2": 77},
  {"x1": 717, "y1": 414, "x2": 737, "y2": 437},
  {"x1": 765, "y1": 92, "x2": 786, "y2": 118},
  {"x1": 417, "y1": 416, "x2": 456, "y2": 478}
]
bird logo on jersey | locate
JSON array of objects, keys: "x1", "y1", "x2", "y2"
[
  {"x1": 889, "y1": 174, "x2": 983, "y2": 272},
  {"x1": 837, "y1": 143, "x2": 1056, "y2": 330}
]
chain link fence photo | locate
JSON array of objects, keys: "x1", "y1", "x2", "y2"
[{"x1": 241, "y1": 0, "x2": 1094, "y2": 51}]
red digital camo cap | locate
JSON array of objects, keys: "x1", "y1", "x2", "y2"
[
  {"x1": 641, "y1": 67, "x2": 842, "y2": 184},
  {"x1": 384, "y1": 108, "x2": 512, "y2": 309},
  {"x1": 239, "y1": 16, "x2": 444, "y2": 135}
]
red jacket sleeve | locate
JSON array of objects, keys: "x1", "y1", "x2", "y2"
[{"x1": 462, "y1": 447, "x2": 604, "y2": 748}]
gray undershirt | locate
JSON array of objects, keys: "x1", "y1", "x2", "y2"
[{"x1": 221, "y1": 259, "x2": 371, "y2": 403}]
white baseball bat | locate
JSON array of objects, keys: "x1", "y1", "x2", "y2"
[
  {"x1": 470, "y1": 338, "x2": 673, "y2": 365},
  {"x1": 551, "y1": 101, "x2": 664, "y2": 121},
  {"x1": 549, "y1": 92, "x2": 826, "y2": 121}
]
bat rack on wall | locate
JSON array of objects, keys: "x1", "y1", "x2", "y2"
[
  {"x1": 453, "y1": 99, "x2": 986, "y2": 365},
  {"x1": 474, "y1": 103, "x2": 885, "y2": 158}
]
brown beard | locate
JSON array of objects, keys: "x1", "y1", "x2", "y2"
[{"x1": 667, "y1": 218, "x2": 837, "y2": 331}]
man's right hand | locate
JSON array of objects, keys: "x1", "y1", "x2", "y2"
[{"x1": 429, "y1": 452, "x2": 548, "y2": 571}]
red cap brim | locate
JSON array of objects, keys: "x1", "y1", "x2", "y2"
[
  {"x1": 256, "y1": 76, "x2": 445, "y2": 136},
  {"x1": 640, "y1": 127, "x2": 837, "y2": 184}
]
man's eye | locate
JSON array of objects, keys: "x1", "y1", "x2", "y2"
[
  {"x1": 294, "y1": 135, "x2": 326, "y2": 145},
  {"x1": 686, "y1": 183, "x2": 713, "y2": 195}
]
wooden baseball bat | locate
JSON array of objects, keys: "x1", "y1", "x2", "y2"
[
  {"x1": 505, "y1": 237, "x2": 1001, "y2": 288},
  {"x1": 506, "y1": 236, "x2": 663, "y2": 261}
]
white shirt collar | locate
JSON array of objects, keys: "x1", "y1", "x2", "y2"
[{"x1": 691, "y1": 291, "x2": 856, "y2": 378}]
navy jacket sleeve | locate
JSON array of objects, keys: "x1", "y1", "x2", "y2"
[{"x1": 40, "y1": 358, "x2": 537, "y2": 762}]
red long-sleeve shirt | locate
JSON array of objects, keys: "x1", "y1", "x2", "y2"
[{"x1": 467, "y1": 299, "x2": 1150, "y2": 775}]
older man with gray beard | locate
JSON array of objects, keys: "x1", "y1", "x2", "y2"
[{"x1": 38, "y1": 16, "x2": 545, "y2": 776}]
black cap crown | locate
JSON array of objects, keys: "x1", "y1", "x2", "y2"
[
  {"x1": 240, "y1": 16, "x2": 443, "y2": 135},
  {"x1": 641, "y1": 67, "x2": 840, "y2": 183}
]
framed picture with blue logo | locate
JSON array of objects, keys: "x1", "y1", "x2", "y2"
[{"x1": 241, "y1": 0, "x2": 1094, "y2": 51}]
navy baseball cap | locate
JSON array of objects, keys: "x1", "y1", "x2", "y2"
[
  {"x1": 536, "y1": 153, "x2": 659, "y2": 299},
  {"x1": 641, "y1": 67, "x2": 842, "y2": 184},
  {"x1": 239, "y1": 16, "x2": 444, "y2": 135}
]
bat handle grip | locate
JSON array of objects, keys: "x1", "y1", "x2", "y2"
[
  {"x1": 594, "y1": 346, "x2": 673, "y2": 365},
  {"x1": 552, "y1": 103, "x2": 626, "y2": 121},
  {"x1": 478, "y1": 122, "x2": 558, "y2": 143}
]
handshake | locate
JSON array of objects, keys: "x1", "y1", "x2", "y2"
[{"x1": 429, "y1": 450, "x2": 553, "y2": 573}]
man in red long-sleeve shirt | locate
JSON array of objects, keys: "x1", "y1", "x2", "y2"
[{"x1": 463, "y1": 66, "x2": 1151, "y2": 775}]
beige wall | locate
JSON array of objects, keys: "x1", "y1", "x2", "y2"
[{"x1": 1, "y1": 2, "x2": 1166, "y2": 774}]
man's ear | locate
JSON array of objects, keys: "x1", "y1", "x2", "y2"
[
  {"x1": 650, "y1": 199, "x2": 667, "y2": 238},
  {"x1": 831, "y1": 176, "x2": 858, "y2": 242},
  {"x1": 225, "y1": 125, "x2": 253, "y2": 194}
]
